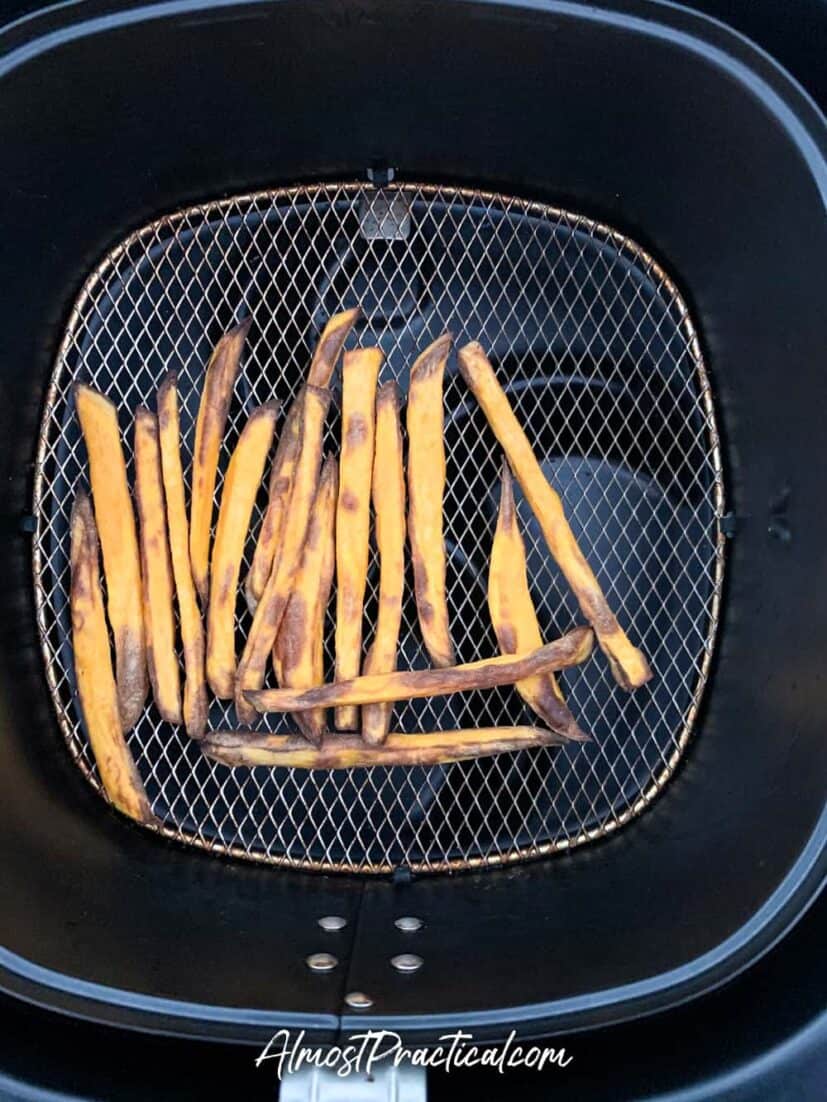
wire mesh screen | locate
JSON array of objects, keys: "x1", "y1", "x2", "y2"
[{"x1": 32, "y1": 183, "x2": 725, "y2": 873}]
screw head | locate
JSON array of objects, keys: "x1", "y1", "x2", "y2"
[
  {"x1": 391, "y1": 953, "x2": 423, "y2": 974},
  {"x1": 394, "y1": 915, "x2": 423, "y2": 932},
  {"x1": 345, "y1": 991, "x2": 374, "y2": 1010},
  {"x1": 318, "y1": 915, "x2": 347, "y2": 932},
  {"x1": 306, "y1": 952, "x2": 338, "y2": 973}
]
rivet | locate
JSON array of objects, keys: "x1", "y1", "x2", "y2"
[
  {"x1": 394, "y1": 915, "x2": 423, "y2": 932},
  {"x1": 345, "y1": 991, "x2": 374, "y2": 1010},
  {"x1": 306, "y1": 952, "x2": 338, "y2": 973},
  {"x1": 391, "y1": 953, "x2": 423, "y2": 974},
  {"x1": 318, "y1": 915, "x2": 347, "y2": 932}
]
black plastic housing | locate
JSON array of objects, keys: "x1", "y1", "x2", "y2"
[{"x1": 0, "y1": 0, "x2": 824, "y2": 1043}]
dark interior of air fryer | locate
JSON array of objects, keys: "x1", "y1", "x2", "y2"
[
  {"x1": 3, "y1": 0, "x2": 825, "y2": 1046},
  {"x1": 34, "y1": 185, "x2": 722, "y2": 872}
]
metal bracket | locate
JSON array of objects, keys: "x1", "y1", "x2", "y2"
[
  {"x1": 280, "y1": 1062, "x2": 426, "y2": 1102},
  {"x1": 359, "y1": 177, "x2": 411, "y2": 241}
]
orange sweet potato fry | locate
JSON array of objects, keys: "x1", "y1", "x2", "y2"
[
  {"x1": 307, "y1": 307, "x2": 362, "y2": 388},
  {"x1": 273, "y1": 456, "x2": 338, "y2": 745},
  {"x1": 189, "y1": 318, "x2": 251, "y2": 604},
  {"x1": 458, "y1": 341, "x2": 652, "y2": 691},
  {"x1": 245, "y1": 396, "x2": 303, "y2": 614},
  {"x1": 245, "y1": 627, "x2": 594, "y2": 715},
  {"x1": 206, "y1": 402, "x2": 278, "y2": 698},
  {"x1": 234, "y1": 385, "x2": 331, "y2": 725},
  {"x1": 70, "y1": 493, "x2": 153, "y2": 823},
  {"x1": 157, "y1": 372, "x2": 208, "y2": 739},
  {"x1": 202, "y1": 726, "x2": 569, "y2": 770},
  {"x1": 334, "y1": 347, "x2": 383, "y2": 729},
  {"x1": 246, "y1": 310, "x2": 359, "y2": 614},
  {"x1": 489, "y1": 463, "x2": 588, "y2": 741},
  {"x1": 134, "y1": 407, "x2": 182, "y2": 723},
  {"x1": 362, "y1": 381, "x2": 406, "y2": 745},
  {"x1": 407, "y1": 333, "x2": 455, "y2": 668},
  {"x1": 307, "y1": 456, "x2": 336, "y2": 735},
  {"x1": 75, "y1": 384, "x2": 147, "y2": 731}
]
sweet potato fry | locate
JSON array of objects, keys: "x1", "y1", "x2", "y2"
[
  {"x1": 206, "y1": 402, "x2": 278, "y2": 698},
  {"x1": 457, "y1": 341, "x2": 652, "y2": 691},
  {"x1": 362, "y1": 381, "x2": 406, "y2": 745},
  {"x1": 490, "y1": 463, "x2": 588, "y2": 741},
  {"x1": 234, "y1": 385, "x2": 331, "y2": 725},
  {"x1": 202, "y1": 726, "x2": 568, "y2": 769},
  {"x1": 245, "y1": 396, "x2": 303, "y2": 614},
  {"x1": 308, "y1": 458, "x2": 336, "y2": 735},
  {"x1": 307, "y1": 307, "x2": 362, "y2": 388},
  {"x1": 272, "y1": 456, "x2": 338, "y2": 745},
  {"x1": 245, "y1": 312, "x2": 359, "y2": 613},
  {"x1": 70, "y1": 493, "x2": 153, "y2": 823},
  {"x1": 134, "y1": 407, "x2": 182, "y2": 723},
  {"x1": 334, "y1": 347, "x2": 383, "y2": 729},
  {"x1": 189, "y1": 318, "x2": 251, "y2": 604},
  {"x1": 407, "y1": 333, "x2": 455, "y2": 669},
  {"x1": 157, "y1": 372, "x2": 208, "y2": 739},
  {"x1": 245, "y1": 627, "x2": 593, "y2": 714},
  {"x1": 75, "y1": 384, "x2": 147, "y2": 731}
]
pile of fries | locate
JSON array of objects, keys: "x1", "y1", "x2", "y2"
[{"x1": 69, "y1": 309, "x2": 651, "y2": 824}]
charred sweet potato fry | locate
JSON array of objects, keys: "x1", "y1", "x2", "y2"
[
  {"x1": 202, "y1": 726, "x2": 568, "y2": 769},
  {"x1": 489, "y1": 463, "x2": 588, "y2": 741},
  {"x1": 307, "y1": 307, "x2": 361, "y2": 388},
  {"x1": 334, "y1": 347, "x2": 383, "y2": 729},
  {"x1": 70, "y1": 493, "x2": 153, "y2": 823},
  {"x1": 245, "y1": 627, "x2": 593, "y2": 715},
  {"x1": 458, "y1": 342, "x2": 652, "y2": 691},
  {"x1": 206, "y1": 402, "x2": 278, "y2": 698},
  {"x1": 362, "y1": 381, "x2": 406, "y2": 745},
  {"x1": 407, "y1": 333, "x2": 455, "y2": 669},
  {"x1": 134, "y1": 407, "x2": 182, "y2": 724},
  {"x1": 273, "y1": 456, "x2": 338, "y2": 745},
  {"x1": 189, "y1": 318, "x2": 251, "y2": 604},
  {"x1": 157, "y1": 372, "x2": 208, "y2": 739},
  {"x1": 245, "y1": 396, "x2": 303, "y2": 614},
  {"x1": 234, "y1": 385, "x2": 331, "y2": 725},
  {"x1": 75, "y1": 384, "x2": 147, "y2": 731}
]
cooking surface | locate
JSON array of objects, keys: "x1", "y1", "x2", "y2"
[
  {"x1": 0, "y1": 0, "x2": 824, "y2": 1051},
  {"x1": 32, "y1": 183, "x2": 724, "y2": 872}
]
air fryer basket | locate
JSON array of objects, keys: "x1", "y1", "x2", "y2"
[
  {"x1": 33, "y1": 183, "x2": 723, "y2": 873},
  {"x1": 0, "y1": 0, "x2": 825, "y2": 1045}
]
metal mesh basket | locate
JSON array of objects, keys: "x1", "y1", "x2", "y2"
[{"x1": 32, "y1": 182, "x2": 725, "y2": 873}]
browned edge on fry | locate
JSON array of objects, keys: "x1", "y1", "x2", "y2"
[{"x1": 307, "y1": 307, "x2": 362, "y2": 388}]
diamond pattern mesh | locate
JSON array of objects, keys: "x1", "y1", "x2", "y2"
[{"x1": 32, "y1": 183, "x2": 725, "y2": 873}]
